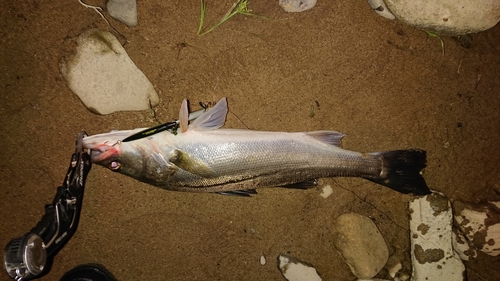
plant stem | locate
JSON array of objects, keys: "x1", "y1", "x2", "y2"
[
  {"x1": 198, "y1": 0, "x2": 257, "y2": 35},
  {"x1": 197, "y1": 0, "x2": 207, "y2": 35},
  {"x1": 425, "y1": 31, "x2": 445, "y2": 57}
]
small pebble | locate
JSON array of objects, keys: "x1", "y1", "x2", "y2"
[
  {"x1": 366, "y1": 0, "x2": 395, "y2": 20},
  {"x1": 320, "y1": 184, "x2": 333, "y2": 198},
  {"x1": 107, "y1": 0, "x2": 138, "y2": 26},
  {"x1": 277, "y1": 254, "x2": 322, "y2": 281},
  {"x1": 388, "y1": 262, "x2": 402, "y2": 278},
  {"x1": 260, "y1": 254, "x2": 266, "y2": 265},
  {"x1": 279, "y1": 0, "x2": 317, "y2": 13}
]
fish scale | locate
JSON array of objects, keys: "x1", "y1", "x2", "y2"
[
  {"x1": 165, "y1": 131, "x2": 377, "y2": 189},
  {"x1": 82, "y1": 98, "x2": 430, "y2": 196}
]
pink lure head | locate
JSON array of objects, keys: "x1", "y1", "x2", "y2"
[{"x1": 82, "y1": 129, "x2": 140, "y2": 165}]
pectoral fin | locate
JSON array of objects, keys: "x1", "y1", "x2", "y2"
[{"x1": 169, "y1": 149, "x2": 217, "y2": 178}]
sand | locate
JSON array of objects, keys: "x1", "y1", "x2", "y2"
[{"x1": 1, "y1": 1, "x2": 499, "y2": 280}]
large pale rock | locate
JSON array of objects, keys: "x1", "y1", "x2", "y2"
[
  {"x1": 409, "y1": 192, "x2": 465, "y2": 281},
  {"x1": 453, "y1": 200, "x2": 500, "y2": 256},
  {"x1": 107, "y1": 0, "x2": 138, "y2": 26},
  {"x1": 384, "y1": 0, "x2": 500, "y2": 35},
  {"x1": 60, "y1": 29, "x2": 158, "y2": 115},
  {"x1": 332, "y1": 213, "x2": 389, "y2": 279}
]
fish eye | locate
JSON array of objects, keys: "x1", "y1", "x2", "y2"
[{"x1": 109, "y1": 161, "x2": 122, "y2": 171}]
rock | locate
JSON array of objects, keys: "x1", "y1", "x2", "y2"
[
  {"x1": 331, "y1": 213, "x2": 389, "y2": 279},
  {"x1": 60, "y1": 29, "x2": 159, "y2": 115},
  {"x1": 385, "y1": 253, "x2": 411, "y2": 281},
  {"x1": 319, "y1": 184, "x2": 333, "y2": 198},
  {"x1": 491, "y1": 201, "x2": 500, "y2": 209},
  {"x1": 409, "y1": 192, "x2": 465, "y2": 281},
  {"x1": 277, "y1": 254, "x2": 322, "y2": 281},
  {"x1": 366, "y1": 0, "x2": 395, "y2": 20},
  {"x1": 453, "y1": 200, "x2": 500, "y2": 256},
  {"x1": 387, "y1": 261, "x2": 402, "y2": 279},
  {"x1": 107, "y1": 0, "x2": 138, "y2": 27},
  {"x1": 451, "y1": 228, "x2": 477, "y2": 261},
  {"x1": 383, "y1": 0, "x2": 500, "y2": 35},
  {"x1": 279, "y1": 0, "x2": 317, "y2": 13}
]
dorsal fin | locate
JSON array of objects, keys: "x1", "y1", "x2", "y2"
[
  {"x1": 179, "y1": 99, "x2": 189, "y2": 133},
  {"x1": 189, "y1": 97, "x2": 228, "y2": 131},
  {"x1": 306, "y1": 131, "x2": 345, "y2": 147}
]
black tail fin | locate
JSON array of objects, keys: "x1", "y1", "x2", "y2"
[{"x1": 367, "y1": 150, "x2": 430, "y2": 195}]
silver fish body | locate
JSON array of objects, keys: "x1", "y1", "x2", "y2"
[{"x1": 83, "y1": 98, "x2": 430, "y2": 195}]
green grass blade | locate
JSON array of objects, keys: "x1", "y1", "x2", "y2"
[
  {"x1": 425, "y1": 31, "x2": 445, "y2": 57},
  {"x1": 197, "y1": 0, "x2": 207, "y2": 35},
  {"x1": 200, "y1": 12, "x2": 235, "y2": 35},
  {"x1": 198, "y1": 0, "x2": 267, "y2": 35}
]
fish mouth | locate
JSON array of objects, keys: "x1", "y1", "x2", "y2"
[
  {"x1": 83, "y1": 142, "x2": 120, "y2": 163},
  {"x1": 82, "y1": 133, "x2": 130, "y2": 163},
  {"x1": 81, "y1": 128, "x2": 145, "y2": 163},
  {"x1": 88, "y1": 147, "x2": 114, "y2": 163}
]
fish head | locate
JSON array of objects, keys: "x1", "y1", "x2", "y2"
[{"x1": 83, "y1": 130, "x2": 177, "y2": 185}]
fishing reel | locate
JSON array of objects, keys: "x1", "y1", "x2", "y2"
[
  {"x1": 3, "y1": 132, "x2": 91, "y2": 280},
  {"x1": 3, "y1": 234, "x2": 46, "y2": 280}
]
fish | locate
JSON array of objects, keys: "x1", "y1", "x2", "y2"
[{"x1": 82, "y1": 98, "x2": 430, "y2": 196}]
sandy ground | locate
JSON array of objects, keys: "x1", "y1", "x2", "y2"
[{"x1": 1, "y1": 1, "x2": 499, "y2": 280}]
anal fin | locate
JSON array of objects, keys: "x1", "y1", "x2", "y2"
[
  {"x1": 217, "y1": 189, "x2": 258, "y2": 197},
  {"x1": 279, "y1": 179, "x2": 318, "y2": 189}
]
